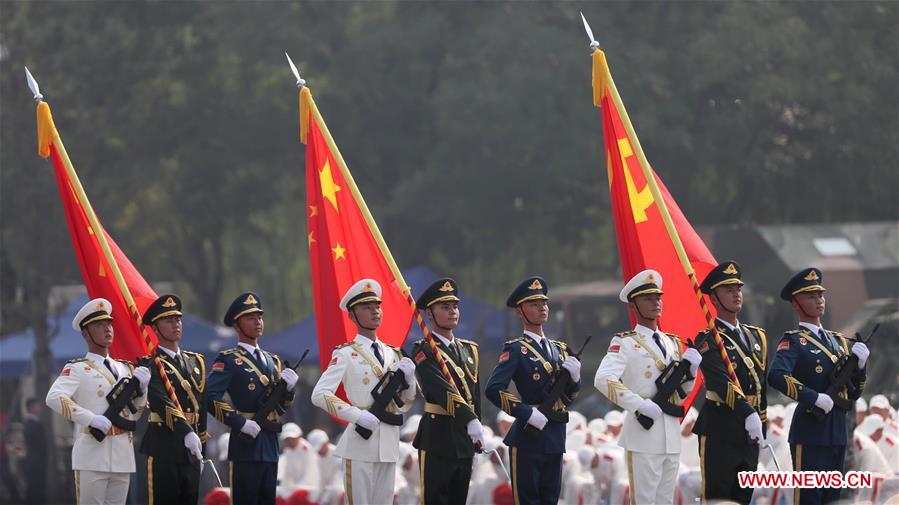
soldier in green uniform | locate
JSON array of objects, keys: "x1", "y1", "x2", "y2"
[
  {"x1": 691, "y1": 262, "x2": 768, "y2": 504},
  {"x1": 411, "y1": 278, "x2": 484, "y2": 505},
  {"x1": 138, "y1": 294, "x2": 208, "y2": 505}
]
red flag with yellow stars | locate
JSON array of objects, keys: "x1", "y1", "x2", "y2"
[
  {"x1": 593, "y1": 51, "x2": 717, "y2": 342},
  {"x1": 299, "y1": 87, "x2": 415, "y2": 372},
  {"x1": 36, "y1": 102, "x2": 158, "y2": 361}
]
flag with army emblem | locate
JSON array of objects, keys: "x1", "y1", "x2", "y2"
[
  {"x1": 593, "y1": 50, "x2": 717, "y2": 342},
  {"x1": 36, "y1": 101, "x2": 158, "y2": 361},
  {"x1": 299, "y1": 87, "x2": 415, "y2": 372}
]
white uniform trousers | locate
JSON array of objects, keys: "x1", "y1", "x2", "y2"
[
  {"x1": 626, "y1": 451, "x2": 678, "y2": 505},
  {"x1": 342, "y1": 459, "x2": 395, "y2": 505},
  {"x1": 75, "y1": 470, "x2": 130, "y2": 505}
]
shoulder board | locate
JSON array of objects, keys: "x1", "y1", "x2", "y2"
[
  {"x1": 66, "y1": 358, "x2": 88, "y2": 364},
  {"x1": 333, "y1": 342, "x2": 354, "y2": 350},
  {"x1": 384, "y1": 344, "x2": 401, "y2": 352},
  {"x1": 138, "y1": 354, "x2": 153, "y2": 361},
  {"x1": 698, "y1": 327, "x2": 712, "y2": 334},
  {"x1": 615, "y1": 330, "x2": 637, "y2": 338},
  {"x1": 664, "y1": 332, "x2": 680, "y2": 340},
  {"x1": 114, "y1": 358, "x2": 132, "y2": 364},
  {"x1": 504, "y1": 337, "x2": 524, "y2": 345},
  {"x1": 784, "y1": 330, "x2": 801, "y2": 335},
  {"x1": 550, "y1": 339, "x2": 568, "y2": 348},
  {"x1": 743, "y1": 324, "x2": 764, "y2": 332},
  {"x1": 183, "y1": 350, "x2": 202, "y2": 357},
  {"x1": 410, "y1": 339, "x2": 425, "y2": 349},
  {"x1": 457, "y1": 338, "x2": 478, "y2": 347},
  {"x1": 829, "y1": 330, "x2": 844, "y2": 337},
  {"x1": 222, "y1": 348, "x2": 241, "y2": 355}
]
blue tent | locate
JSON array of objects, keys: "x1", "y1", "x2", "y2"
[
  {"x1": 264, "y1": 266, "x2": 515, "y2": 368},
  {"x1": 0, "y1": 294, "x2": 234, "y2": 378}
]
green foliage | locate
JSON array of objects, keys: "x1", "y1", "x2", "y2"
[{"x1": 1, "y1": 2, "x2": 896, "y2": 331}]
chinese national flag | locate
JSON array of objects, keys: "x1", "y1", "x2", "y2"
[
  {"x1": 39, "y1": 103, "x2": 158, "y2": 361},
  {"x1": 300, "y1": 88, "x2": 415, "y2": 373},
  {"x1": 594, "y1": 51, "x2": 717, "y2": 343}
]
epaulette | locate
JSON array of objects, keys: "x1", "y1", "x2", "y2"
[
  {"x1": 829, "y1": 330, "x2": 844, "y2": 337},
  {"x1": 183, "y1": 350, "x2": 203, "y2": 358},
  {"x1": 139, "y1": 354, "x2": 153, "y2": 361},
  {"x1": 504, "y1": 337, "x2": 524, "y2": 345},
  {"x1": 664, "y1": 332, "x2": 680, "y2": 340},
  {"x1": 114, "y1": 358, "x2": 132, "y2": 364},
  {"x1": 551, "y1": 340, "x2": 569, "y2": 350},
  {"x1": 614, "y1": 330, "x2": 637, "y2": 338},
  {"x1": 457, "y1": 338, "x2": 479, "y2": 347},
  {"x1": 222, "y1": 348, "x2": 241, "y2": 355},
  {"x1": 743, "y1": 324, "x2": 764, "y2": 332},
  {"x1": 784, "y1": 330, "x2": 801, "y2": 335},
  {"x1": 384, "y1": 344, "x2": 401, "y2": 353},
  {"x1": 333, "y1": 341, "x2": 354, "y2": 350},
  {"x1": 66, "y1": 357, "x2": 88, "y2": 364}
]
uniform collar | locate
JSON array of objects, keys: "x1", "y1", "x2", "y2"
[
  {"x1": 717, "y1": 318, "x2": 742, "y2": 332},
  {"x1": 432, "y1": 331, "x2": 454, "y2": 348},
  {"x1": 354, "y1": 334, "x2": 380, "y2": 348},
  {"x1": 86, "y1": 351, "x2": 110, "y2": 363},
  {"x1": 799, "y1": 322, "x2": 824, "y2": 336},
  {"x1": 633, "y1": 324, "x2": 659, "y2": 339},
  {"x1": 238, "y1": 342, "x2": 263, "y2": 355},
  {"x1": 523, "y1": 330, "x2": 545, "y2": 345},
  {"x1": 157, "y1": 346, "x2": 181, "y2": 359}
]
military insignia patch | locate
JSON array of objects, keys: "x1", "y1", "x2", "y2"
[
  {"x1": 329, "y1": 356, "x2": 338, "y2": 366},
  {"x1": 363, "y1": 377, "x2": 370, "y2": 385},
  {"x1": 243, "y1": 294, "x2": 258, "y2": 305},
  {"x1": 608, "y1": 344, "x2": 620, "y2": 353},
  {"x1": 60, "y1": 368, "x2": 71, "y2": 376},
  {"x1": 645, "y1": 371, "x2": 652, "y2": 379},
  {"x1": 804, "y1": 271, "x2": 819, "y2": 281},
  {"x1": 815, "y1": 364, "x2": 824, "y2": 374},
  {"x1": 777, "y1": 341, "x2": 790, "y2": 351},
  {"x1": 532, "y1": 372, "x2": 541, "y2": 381},
  {"x1": 212, "y1": 362, "x2": 225, "y2": 372},
  {"x1": 234, "y1": 357, "x2": 244, "y2": 365},
  {"x1": 799, "y1": 337, "x2": 808, "y2": 346},
  {"x1": 498, "y1": 352, "x2": 510, "y2": 362},
  {"x1": 439, "y1": 281, "x2": 454, "y2": 292},
  {"x1": 521, "y1": 347, "x2": 528, "y2": 354},
  {"x1": 414, "y1": 351, "x2": 426, "y2": 364},
  {"x1": 248, "y1": 383, "x2": 256, "y2": 391},
  {"x1": 723, "y1": 263, "x2": 738, "y2": 274},
  {"x1": 162, "y1": 297, "x2": 177, "y2": 308},
  {"x1": 528, "y1": 279, "x2": 543, "y2": 290},
  {"x1": 84, "y1": 367, "x2": 92, "y2": 372}
]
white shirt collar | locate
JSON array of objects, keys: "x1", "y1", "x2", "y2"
[
  {"x1": 523, "y1": 330, "x2": 545, "y2": 345},
  {"x1": 238, "y1": 342, "x2": 262, "y2": 355},
  {"x1": 86, "y1": 351, "x2": 110, "y2": 363},
  {"x1": 799, "y1": 322, "x2": 824, "y2": 336},
  {"x1": 634, "y1": 324, "x2": 659, "y2": 339},
  {"x1": 432, "y1": 331, "x2": 454, "y2": 347},
  {"x1": 157, "y1": 346, "x2": 180, "y2": 359},
  {"x1": 717, "y1": 318, "x2": 742, "y2": 332}
]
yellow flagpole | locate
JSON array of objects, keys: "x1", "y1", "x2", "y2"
[
  {"x1": 37, "y1": 101, "x2": 187, "y2": 415},
  {"x1": 592, "y1": 50, "x2": 743, "y2": 393}
]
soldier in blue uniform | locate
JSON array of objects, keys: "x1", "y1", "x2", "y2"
[
  {"x1": 769, "y1": 268, "x2": 869, "y2": 505},
  {"x1": 485, "y1": 276, "x2": 582, "y2": 505},
  {"x1": 205, "y1": 292, "x2": 299, "y2": 505}
]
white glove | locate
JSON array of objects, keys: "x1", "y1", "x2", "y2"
[
  {"x1": 133, "y1": 366, "x2": 151, "y2": 391},
  {"x1": 466, "y1": 419, "x2": 486, "y2": 448},
  {"x1": 396, "y1": 357, "x2": 417, "y2": 385},
  {"x1": 356, "y1": 411, "x2": 380, "y2": 432},
  {"x1": 184, "y1": 431, "x2": 203, "y2": 460},
  {"x1": 637, "y1": 398, "x2": 663, "y2": 421},
  {"x1": 527, "y1": 408, "x2": 549, "y2": 431},
  {"x1": 851, "y1": 342, "x2": 869, "y2": 369},
  {"x1": 744, "y1": 412, "x2": 763, "y2": 444},
  {"x1": 280, "y1": 368, "x2": 298, "y2": 391},
  {"x1": 562, "y1": 356, "x2": 582, "y2": 383},
  {"x1": 240, "y1": 419, "x2": 261, "y2": 438},
  {"x1": 683, "y1": 348, "x2": 702, "y2": 376},
  {"x1": 815, "y1": 393, "x2": 834, "y2": 414},
  {"x1": 89, "y1": 415, "x2": 112, "y2": 434}
]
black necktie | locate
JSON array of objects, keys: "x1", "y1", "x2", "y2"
[
  {"x1": 372, "y1": 342, "x2": 384, "y2": 367},
  {"x1": 652, "y1": 333, "x2": 667, "y2": 358},
  {"x1": 103, "y1": 358, "x2": 119, "y2": 380},
  {"x1": 176, "y1": 352, "x2": 187, "y2": 371},
  {"x1": 447, "y1": 342, "x2": 459, "y2": 362},
  {"x1": 735, "y1": 326, "x2": 749, "y2": 350},
  {"x1": 542, "y1": 339, "x2": 552, "y2": 360},
  {"x1": 254, "y1": 349, "x2": 269, "y2": 373},
  {"x1": 819, "y1": 330, "x2": 836, "y2": 353}
]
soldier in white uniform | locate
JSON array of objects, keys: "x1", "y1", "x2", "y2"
[
  {"x1": 45, "y1": 298, "x2": 150, "y2": 505},
  {"x1": 594, "y1": 270, "x2": 701, "y2": 505},
  {"x1": 310, "y1": 279, "x2": 417, "y2": 505}
]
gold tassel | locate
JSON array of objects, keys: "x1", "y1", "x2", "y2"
[
  {"x1": 37, "y1": 101, "x2": 56, "y2": 158},
  {"x1": 299, "y1": 86, "x2": 313, "y2": 145},
  {"x1": 592, "y1": 49, "x2": 609, "y2": 108}
]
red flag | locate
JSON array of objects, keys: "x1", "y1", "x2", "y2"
[
  {"x1": 301, "y1": 88, "x2": 414, "y2": 373},
  {"x1": 39, "y1": 104, "x2": 157, "y2": 361}
]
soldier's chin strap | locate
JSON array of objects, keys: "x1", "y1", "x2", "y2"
[
  {"x1": 234, "y1": 321, "x2": 259, "y2": 341},
  {"x1": 349, "y1": 307, "x2": 378, "y2": 332},
  {"x1": 791, "y1": 295, "x2": 819, "y2": 321},
  {"x1": 711, "y1": 292, "x2": 740, "y2": 320},
  {"x1": 516, "y1": 303, "x2": 542, "y2": 328},
  {"x1": 153, "y1": 323, "x2": 178, "y2": 344},
  {"x1": 629, "y1": 299, "x2": 657, "y2": 324},
  {"x1": 83, "y1": 326, "x2": 110, "y2": 351},
  {"x1": 426, "y1": 308, "x2": 455, "y2": 333}
]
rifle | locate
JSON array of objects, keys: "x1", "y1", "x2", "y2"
[
  {"x1": 241, "y1": 349, "x2": 309, "y2": 439},
  {"x1": 525, "y1": 335, "x2": 593, "y2": 435},
  {"x1": 90, "y1": 375, "x2": 143, "y2": 442},
  {"x1": 636, "y1": 333, "x2": 706, "y2": 430},
  {"x1": 808, "y1": 325, "x2": 878, "y2": 422},
  {"x1": 356, "y1": 350, "x2": 411, "y2": 440}
]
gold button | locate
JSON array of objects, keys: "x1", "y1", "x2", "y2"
[{"x1": 430, "y1": 414, "x2": 436, "y2": 419}]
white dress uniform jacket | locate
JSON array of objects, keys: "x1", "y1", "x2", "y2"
[
  {"x1": 46, "y1": 353, "x2": 147, "y2": 472},
  {"x1": 594, "y1": 325, "x2": 696, "y2": 455},
  {"x1": 311, "y1": 335, "x2": 416, "y2": 462}
]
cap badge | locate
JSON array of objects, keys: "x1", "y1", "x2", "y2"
[
  {"x1": 162, "y1": 297, "x2": 177, "y2": 308},
  {"x1": 804, "y1": 271, "x2": 819, "y2": 281},
  {"x1": 243, "y1": 294, "x2": 258, "y2": 305},
  {"x1": 439, "y1": 281, "x2": 454, "y2": 292},
  {"x1": 528, "y1": 279, "x2": 543, "y2": 290},
  {"x1": 723, "y1": 264, "x2": 738, "y2": 275},
  {"x1": 646, "y1": 273, "x2": 655, "y2": 283}
]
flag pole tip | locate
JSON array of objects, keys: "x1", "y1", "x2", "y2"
[
  {"x1": 579, "y1": 12, "x2": 601, "y2": 50},
  {"x1": 24, "y1": 66, "x2": 43, "y2": 102},
  {"x1": 284, "y1": 52, "x2": 307, "y2": 89}
]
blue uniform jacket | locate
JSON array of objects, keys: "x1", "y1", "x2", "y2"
[
  {"x1": 205, "y1": 347, "x2": 294, "y2": 462},
  {"x1": 485, "y1": 335, "x2": 580, "y2": 454},
  {"x1": 768, "y1": 328, "x2": 865, "y2": 446}
]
